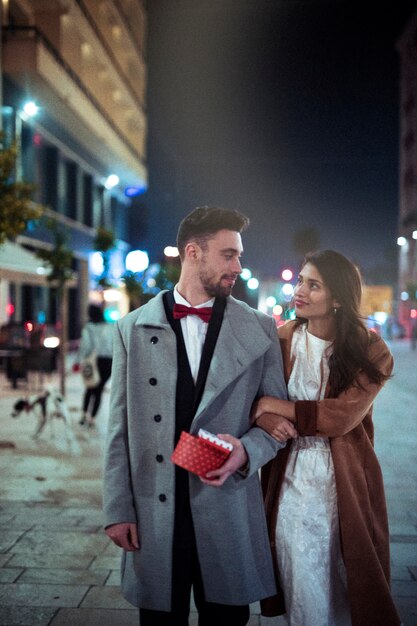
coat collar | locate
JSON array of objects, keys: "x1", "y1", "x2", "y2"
[
  {"x1": 194, "y1": 296, "x2": 273, "y2": 420},
  {"x1": 133, "y1": 291, "x2": 171, "y2": 328}
]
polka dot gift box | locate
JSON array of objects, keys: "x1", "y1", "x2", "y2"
[{"x1": 171, "y1": 429, "x2": 233, "y2": 477}]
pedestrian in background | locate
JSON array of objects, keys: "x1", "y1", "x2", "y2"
[
  {"x1": 103, "y1": 206, "x2": 292, "y2": 625},
  {"x1": 410, "y1": 317, "x2": 417, "y2": 350},
  {"x1": 76, "y1": 303, "x2": 113, "y2": 427},
  {"x1": 254, "y1": 249, "x2": 400, "y2": 626}
]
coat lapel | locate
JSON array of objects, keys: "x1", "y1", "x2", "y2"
[
  {"x1": 194, "y1": 297, "x2": 272, "y2": 421},
  {"x1": 133, "y1": 291, "x2": 171, "y2": 329}
]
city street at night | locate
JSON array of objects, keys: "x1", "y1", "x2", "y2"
[{"x1": 0, "y1": 341, "x2": 415, "y2": 626}]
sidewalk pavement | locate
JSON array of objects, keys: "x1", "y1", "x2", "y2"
[{"x1": 0, "y1": 340, "x2": 416, "y2": 626}]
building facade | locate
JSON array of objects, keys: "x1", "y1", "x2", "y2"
[
  {"x1": 0, "y1": 0, "x2": 147, "y2": 338},
  {"x1": 397, "y1": 8, "x2": 417, "y2": 332}
]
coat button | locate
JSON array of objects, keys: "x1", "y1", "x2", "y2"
[
  {"x1": 150, "y1": 336, "x2": 158, "y2": 344},
  {"x1": 154, "y1": 414, "x2": 161, "y2": 422},
  {"x1": 149, "y1": 378, "x2": 157, "y2": 385},
  {"x1": 156, "y1": 454, "x2": 163, "y2": 462},
  {"x1": 159, "y1": 494, "x2": 166, "y2": 502}
]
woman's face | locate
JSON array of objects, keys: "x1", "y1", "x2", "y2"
[{"x1": 293, "y1": 262, "x2": 338, "y2": 321}]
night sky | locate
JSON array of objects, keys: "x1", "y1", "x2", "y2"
[{"x1": 142, "y1": 0, "x2": 417, "y2": 283}]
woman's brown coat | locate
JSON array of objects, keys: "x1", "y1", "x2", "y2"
[{"x1": 261, "y1": 320, "x2": 401, "y2": 626}]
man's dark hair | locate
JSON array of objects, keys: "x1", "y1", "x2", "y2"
[{"x1": 176, "y1": 206, "x2": 250, "y2": 258}]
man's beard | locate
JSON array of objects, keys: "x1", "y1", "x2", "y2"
[{"x1": 199, "y1": 269, "x2": 234, "y2": 299}]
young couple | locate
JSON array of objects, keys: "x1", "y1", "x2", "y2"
[{"x1": 103, "y1": 207, "x2": 400, "y2": 626}]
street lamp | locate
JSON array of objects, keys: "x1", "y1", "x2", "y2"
[
  {"x1": 125, "y1": 249, "x2": 149, "y2": 273},
  {"x1": 15, "y1": 100, "x2": 40, "y2": 180},
  {"x1": 22, "y1": 101, "x2": 40, "y2": 118},
  {"x1": 105, "y1": 174, "x2": 119, "y2": 189}
]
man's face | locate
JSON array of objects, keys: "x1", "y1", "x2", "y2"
[{"x1": 198, "y1": 229, "x2": 243, "y2": 298}]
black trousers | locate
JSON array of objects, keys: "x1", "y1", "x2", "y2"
[
  {"x1": 139, "y1": 506, "x2": 249, "y2": 626},
  {"x1": 82, "y1": 356, "x2": 112, "y2": 417}
]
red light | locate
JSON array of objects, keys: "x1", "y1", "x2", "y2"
[
  {"x1": 33, "y1": 133, "x2": 42, "y2": 146},
  {"x1": 410, "y1": 309, "x2": 417, "y2": 319},
  {"x1": 6, "y1": 303, "x2": 14, "y2": 316},
  {"x1": 24, "y1": 322, "x2": 33, "y2": 332}
]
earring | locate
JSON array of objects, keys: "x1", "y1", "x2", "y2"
[{"x1": 333, "y1": 307, "x2": 338, "y2": 315}]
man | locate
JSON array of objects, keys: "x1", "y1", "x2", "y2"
[{"x1": 103, "y1": 206, "x2": 294, "y2": 625}]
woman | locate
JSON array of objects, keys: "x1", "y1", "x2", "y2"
[
  {"x1": 77, "y1": 304, "x2": 113, "y2": 427},
  {"x1": 254, "y1": 250, "x2": 400, "y2": 626}
]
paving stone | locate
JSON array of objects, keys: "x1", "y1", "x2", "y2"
[
  {"x1": 251, "y1": 601, "x2": 261, "y2": 614},
  {"x1": 11, "y1": 508, "x2": 63, "y2": 522},
  {"x1": 12, "y1": 530, "x2": 108, "y2": 555},
  {"x1": 395, "y1": 596, "x2": 417, "y2": 626},
  {"x1": 0, "y1": 530, "x2": 26, "y2": 553},
  {"x1": 391, "y1": 534, "x2": 417, "y2": 544},
  {"x1": 389, "y1": 524, "x2": 417, "y2": 536},
  {"x1": 259, "y1": 616, "x2": 287, "y2": 625},
  {"x1": 0, "y1": 554, "x2": 12, "y2": 566},
  {"x1": 33, "y1": 523, "x2": 102, "y2": 533},
  {"x1": 105, "y1": 570, "x2": 120, "y2": 586},
  {"x1": 59, "y1": 509, "x2": 104, "y2": 526},
  {"x1": 0, "y1": 582, "x2": 88, "y2": 607},
  {"x1": 18, "y1": 568, "x2": 109, "y2": 586},
  {"x1": 0, "y1": 606, "x2": 58, "y2": 626},
  {"x1": 391, "y1": 543, "x2": 417, "y2": 567},
  {"x1": 407, "y1": 511, "x2": 417, "y2": 524},
  {"x1": 49, "y1": 608, "x2": 139, "y2": 626},
  {"x1": 89, "y1": 555, "x2": 120, "y2": 570},
  {"x1": 391, "y1": 565, "x2": 414, "y2": 581},
  {"x1": 0, "y1": 567, "x2": 23, "y2": 582},
  {"x1": 392, "y1": 579, "x2": 417, "y2": 597},
  {"x1": 100, "y1": 540, "x2": 122, "y2": 557},
  {"x1": 80, "y1": 585, "x2": 135, "y2": 609},
  {"x1": 7, "y1": 553, "x2": 93, "y2": 569}
]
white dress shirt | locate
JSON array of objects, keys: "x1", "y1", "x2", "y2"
[{"x1": 173, "y1": 286, "x2": 214, "y2": 382}]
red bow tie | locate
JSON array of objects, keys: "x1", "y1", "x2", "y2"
[{"x1": 173, "y1": 303, "x2": 213, "y2": 323}]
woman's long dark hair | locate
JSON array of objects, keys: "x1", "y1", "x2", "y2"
[{"x1": 297, "y1": 250, "x2": 390, "y2": 397}]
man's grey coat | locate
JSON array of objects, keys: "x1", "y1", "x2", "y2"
[{"x1": 103, "y1": 292, "x2": 287, "y2": 611}]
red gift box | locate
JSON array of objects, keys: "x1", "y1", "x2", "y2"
[{"x1": 171, "y1": 430, "x2": 232, "y2": 477}]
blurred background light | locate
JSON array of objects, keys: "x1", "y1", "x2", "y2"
[
  {"x1": 125, "y1": 249, "x2": 149, "y2": 272},
  {"x1": 105, "y1": 174, "x2": 120, "y2": 189},
  {"x1": 282, "y1": 283, "x2": 294, "y2": 296},
  {"x1": 247, "y1": 277, "x2": 259, "y2": 290},
  {"x1": 89, "y1": 251, "x2": 104, "y2": 276},
  {"x1": 22, "y1": 101, "x2": 39, "y2": 117},
  {"x1": 44, "y1": 337, "x2": 60, "y2": 348},
  {"x1": 281, "y1": 269, "x2": 293, "y2": 281},
  {"x1": 103, "y1": 289, "x2": 122, "y2": 302},
  {"x1": 241, "y1": 268, "x2": 252, "y2": 281},
  {"x1": 125, "y1": 185, "x2": 146, "y2": 197},
  {"x1": 164, "y1": 246, "x2": 179, "y2": 257}
]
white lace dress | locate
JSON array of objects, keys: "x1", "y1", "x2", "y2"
[{"x1": 275, "y1": 324, "x2": 351, "y2": 626}]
